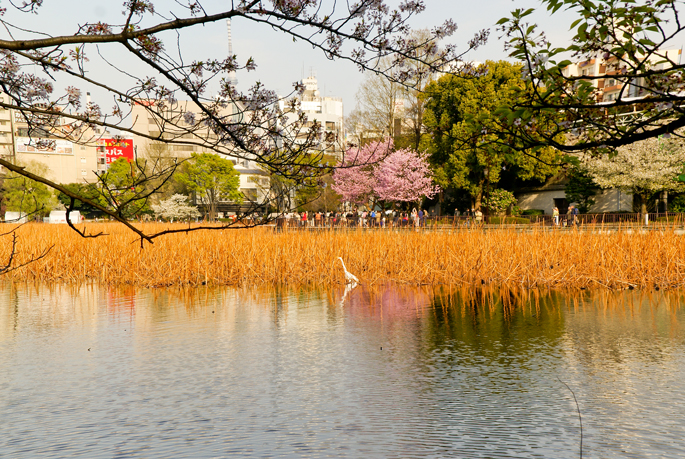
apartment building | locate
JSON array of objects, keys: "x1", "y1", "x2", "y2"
[
  {"x1": 282, "y1": 74, "x2": 345, "y2": 159},
  {"x1": 129, "y1": 99, "x2": 269, "y2": 205},
  {"x1": 562, "y1": 48, "x2": 682, "y2": 102}
]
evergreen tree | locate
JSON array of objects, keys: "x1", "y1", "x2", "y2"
[{"x1": 422, "y1": 60, "x2": 561, "y2": 210}]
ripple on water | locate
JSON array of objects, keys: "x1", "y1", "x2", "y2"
[{"x1": 0, "y1": 284, "x2": 684, "y2": 458}]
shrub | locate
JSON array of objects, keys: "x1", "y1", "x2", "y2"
[
  {"x1": 488, "y1": 216, "x2": 531, "y2": 224},
  {"x1": 521, "y1": 209, "x2": 545, "y2": 216},
  {"x1": 669, "y1": 195, "x2": 685, "y2": 213},
  {"x1": 484, "y1": 189, "x2": 517, "y2": 215}
]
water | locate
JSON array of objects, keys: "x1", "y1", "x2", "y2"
[{"x1": 1, "y1": 283, "x2": 684, "y2": 458}]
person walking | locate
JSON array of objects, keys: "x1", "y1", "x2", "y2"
[
  {"x1": 571, "y1": 205, "x2": 579, "y2": 226},
  {"x1": 475, "y1": 208, "x2": 483, "y2": 226},
  {"x1": 553, "y1": 206, "x2": 559, "y2": 226}
]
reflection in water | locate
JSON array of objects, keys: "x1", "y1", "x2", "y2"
[{"x1": 1, "y1": 283, "x2": 684, "y2": 458}]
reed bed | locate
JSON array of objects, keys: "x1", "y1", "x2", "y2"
[{"x1": 1, "y1": 223, "x2": 685, "y2": 289}]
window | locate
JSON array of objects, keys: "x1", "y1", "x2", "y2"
[
  {"x1": 81, "y1": 169, "x2": 87, "y2": 176},
  {"x1": 326, "y1": 121, "x2": 336, "y2": 130},
  {"x1": 241, "y1": 188, "x2": 258, "y2": 201},
  {"x1": 17, "y1": 127, "x2": 50, "y2": 137},
  {"x1": 81, "y1": 157, "x2": 86, "y2": 163}
]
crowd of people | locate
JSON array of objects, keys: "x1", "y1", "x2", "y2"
[
  {"x1": 277, "y1": 208, "x2": 433, "y2": 229},
  {"x1": 274, "y1": 204, "x2": 587, "y2": 230}
]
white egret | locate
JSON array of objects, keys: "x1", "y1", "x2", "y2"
[{"x1": 337, "y1": 257, "x2": 359, "y2": 284}]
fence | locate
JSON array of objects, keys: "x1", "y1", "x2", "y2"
[{"x1": 273, "y1": 212, "x2": 685, "y2": 230}]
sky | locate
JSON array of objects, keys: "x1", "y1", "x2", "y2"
[{"x1": 3, "y1": 0, "x2": 679, "y2": 121}]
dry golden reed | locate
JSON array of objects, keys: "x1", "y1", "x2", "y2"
[{"x1": 1, "y1": 223, "x2": 685, "y2": 289}]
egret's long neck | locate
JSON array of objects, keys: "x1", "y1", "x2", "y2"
[{"x1": 339, "y1": 259, "x2": 347, "y2": 271}]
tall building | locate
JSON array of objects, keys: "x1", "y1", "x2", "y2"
[
  {"x1": 226, "y1": 19, "x2": 238, "y2": 87},
  {"x1": 286, "y1": 73, "x2": 345, "y2": 158}
]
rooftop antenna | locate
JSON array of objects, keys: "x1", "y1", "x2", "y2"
[{"x1": 226, "y1": 19, "x2": 238, "y2": 86}]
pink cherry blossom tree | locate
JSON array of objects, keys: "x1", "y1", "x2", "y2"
[
  {"x1": 332, "y1": 139, "x2": 438, "y2": 207},
  {"x1": 375, "y1": 148, "x2": 439, "y2": 203},
  {"x1": 331, "y1": 140, "x2": 389, "y2": 204}
]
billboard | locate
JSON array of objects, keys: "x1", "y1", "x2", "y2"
[
  {"x1": 16, "y1": 137, "x2": 73, "y2": 155},
  {"x1": 99, "y1": 138, "x2": 135, "y2": 164}
]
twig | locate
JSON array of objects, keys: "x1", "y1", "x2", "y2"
[{"x1": 558, "y1": 377, "x2": 583, "y2": 459}]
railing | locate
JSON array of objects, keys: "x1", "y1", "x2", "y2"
[{"x1": 272, "y1": 212, "x2": 685, "y2": 230}]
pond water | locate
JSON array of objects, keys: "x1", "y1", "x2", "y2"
[{"x1": 1, "y1": 283, "x2": 684, "y2": 458}]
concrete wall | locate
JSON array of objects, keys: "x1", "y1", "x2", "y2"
[
  {"x1": 517, "y1": 188, "x2": 633, "y2": 214},
  {"x1": 589, "y1": 189, "x2": 633, "y2": 213},
  {"x1": 16, "y1": 143, "x2": 99, "y2": 184},
  {"x1": 516, "y1": 190, "x2": 565, "y2": 214}
]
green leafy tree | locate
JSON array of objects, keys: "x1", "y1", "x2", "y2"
[
  {"x1": 98, "y1": 158, "x2": 152, "y2": 219},
  {"x1": 57, "y1": 183, "x2": 109, "y2": 217},
  {"x1": 177, "y1": 153, "x2": 242, "y2": 220},
  {"x1": 1, "y1": 161, "x2": 57, "y2": 218},
  {"x1": 294, "y1": 154, "x2": 341, "y2": 212},
  {"x1": 565, "y1": 166, "x2": 600, "y2": 214},
  {"x1": 296, "y1": 174, "x2": 342, "y2": 213},
  {"x1": 142, "y1": 141, "x2": 189, "y2": 202},
  {"x1": 423, "y1": 60, "x2": 561, "y2": 210},
  {"x1": 498, "y1": 1, "x2": 685, "y2": 152}
]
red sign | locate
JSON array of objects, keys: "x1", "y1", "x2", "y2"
[{"x1": 100, "y1": 138, "x2": 134, "y2": 164}]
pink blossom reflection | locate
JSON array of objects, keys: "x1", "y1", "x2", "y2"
[{"x1": 335, "y1": 284, "x2": 433, "y2": 320}]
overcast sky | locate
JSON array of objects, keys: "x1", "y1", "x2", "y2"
[{"x1": 5, "y1": 1, "x2": 679, "y2": 120}]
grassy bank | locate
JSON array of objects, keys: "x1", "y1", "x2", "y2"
[{"x1": 1, "y1": 223, "x2": 684, "y2": 289}]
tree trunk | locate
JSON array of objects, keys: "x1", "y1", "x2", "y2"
[
  {"x1": 640, "y1": 192, "x2": 648, "y2": 217},
  {"x1": 209, "y1": 190, "x2": 217, "y2": 221},
  {"x1": 474, "y1": 189, "x2": 483, "y2": 211}
]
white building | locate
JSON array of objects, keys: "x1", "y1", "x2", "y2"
[
  {"x1": 516, "y1": 176, "x2": 633, "y2": 215},
  {"x1": 283, "y1": 74, "x2": 345, "y2": 158}
]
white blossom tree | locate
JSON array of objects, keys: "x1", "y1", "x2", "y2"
[
  {"x1": 151, "y1": 194, "x2": 200, "y2": 222},
  {"x1": 582, "y1": 136, "x2": 685, "y2": 215}
]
